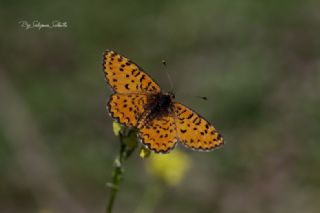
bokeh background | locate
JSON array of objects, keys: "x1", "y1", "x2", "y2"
[{"x1": 1, "y1": 0, "x2": 320, "y2": 212}]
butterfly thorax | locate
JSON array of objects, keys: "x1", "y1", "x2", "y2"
[
  {"x1": 137, "y1": 92, "x2": 175, "y2": 128},
  {"x1": 157, "y1": 92, "x2": 175, "y2": 109}
]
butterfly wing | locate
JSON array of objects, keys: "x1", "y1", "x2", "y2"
[
  {"x1": 173, "y1": 102, "x2": 224, "y2": 151},
  {"x1": 103, "y1": 50, "x2": 161, "y2": 94},
  {"x1": 103, "y1": 50, "x2": 162, "y2": 127},
  {"x1": 138, "y1": 115, "x2": 178, "y2": 153},
  {"x1": 108, "y1": 93, "x2": 148, "y2": 127}
]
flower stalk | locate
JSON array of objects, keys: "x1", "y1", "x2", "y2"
[{"x1": 106, "y1": 123, "x2": 137, "y2": 213}]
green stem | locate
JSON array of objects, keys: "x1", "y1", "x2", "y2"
[
  {"x1": 106, "y1": 134, "x2": 126, "y2": 213},
  {"x1": 106, "y1": 128, "x2": 137, "y2": 213}
]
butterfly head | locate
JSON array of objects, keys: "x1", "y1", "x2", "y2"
[{"x1": 166, "y1": 91, "x2": 175, "y2": 100}]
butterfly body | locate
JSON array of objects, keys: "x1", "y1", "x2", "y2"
[
  {"x1": 153, "y1": 92, "x2": 174, "y2": 110},
  {"x1": 103, "y1": 50, "x2": 224, "y2": 153},
  {"x1": 137, "y1": 92, "x2": 175, "y2": 129},
  {"x1": 148, "y1": 92, "x2": 174, "y2": 116}
]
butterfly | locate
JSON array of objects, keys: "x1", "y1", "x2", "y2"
[{"x1": 103, "y1": 50, "x2": 224, "y2": 153}]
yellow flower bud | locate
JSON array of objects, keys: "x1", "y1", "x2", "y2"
[
  {"x1": 112, "y1": 122, "x2": 122, "y2": 136},
  {"x1": 139, "y1": 146, "x2": 151, "y2": 158}
]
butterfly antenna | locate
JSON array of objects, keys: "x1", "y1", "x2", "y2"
[
  {"x1": 177, "y1": 93, "x2": 209, "y2": 101},
  {"x1": 162, "y1": 60, "x2": 174, "y2": 92},
  {"x1": 196, "y1": 96, "x2": 208, "y2": 101}
]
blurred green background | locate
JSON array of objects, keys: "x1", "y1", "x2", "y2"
[{"x1": 1, "y1": 0, "x2": 320, "y2": 212}]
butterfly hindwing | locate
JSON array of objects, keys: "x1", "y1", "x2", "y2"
[
  {"x1": 138, "y1": 115, "x2": 178, "y2": 153},
  {"x1": 103, "y1": 50, "x2": 161, "y2": 94},
  {"x1": 173, "y1": 102, "x2": 224, "y2": 151},
  {"x1": 108, "y1": 93, "x2": 148, "y2": 127}
]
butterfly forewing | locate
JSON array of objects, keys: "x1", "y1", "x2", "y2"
[
  {"x1": 173, "y1": 102, "x2": 224, "y2": 151},
  {"x1": 103, "y1": 50, "x2": 161, "y2": 94}
]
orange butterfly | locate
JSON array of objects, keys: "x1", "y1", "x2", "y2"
[{"x1": 103, "y1": 50, "x2": 224, "y2": 153}]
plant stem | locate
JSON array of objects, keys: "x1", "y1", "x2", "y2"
[{"x1": 106, "y1": 134, "x2": 126, "y2": 213}]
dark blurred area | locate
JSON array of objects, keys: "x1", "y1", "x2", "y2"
[{"x1": 1, "y1": 0, "x2": 320, "y2": 212}]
